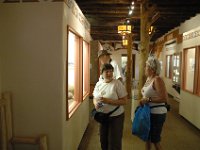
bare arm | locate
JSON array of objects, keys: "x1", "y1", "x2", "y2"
[
  {"x1": 152, "y1": 76, "x2": 168, "y2": 103},
  {"x1": 140, "y1": 76, "x2": 168, "y2": 105},
  {"x1": 100, "y1": 96, "x2": 127, "y2": 106}
]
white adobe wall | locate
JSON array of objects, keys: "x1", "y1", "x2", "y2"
[
  {"x1": 62, "y1": 1, "x2": 91, "y2": 150},
  {"x1": 178, "y1": 15, "x2": 200, "y2": 129},
  {"x1": 0, "y1": 3, "x2": 64, "y2": 150},
  {"x1": 0, "y1": 2, "x2": 91, "y2": 150},
  {"x1": 159, "y1": 41, "x2": 181, "y2": 101},
  {"x1": 111, "y1": 49, "x2": 139, "y2": 80}
]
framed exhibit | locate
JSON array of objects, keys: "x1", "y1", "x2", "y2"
[
  {"x1": 67, "y1": 27, "x2": 90, "y2": 119},
  {"x1": 182, "y1": 46, "x2": 200, "y2": 96},
  {"x1": 172, "y1": 53, "x2": 181, "y2": 84},
  {"x1": 165, "y1": 55, "x2": 172, "y2": 79}
]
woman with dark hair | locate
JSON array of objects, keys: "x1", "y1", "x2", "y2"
[
  {"x1": 98, "y1": 49, "x2": 123, "y2": 82},
  {"x1": 140, "y1": 56, "x2": 168, "y2": 150},
  {"x1": 93, "y1": 63, "x2": 127, "y2": 150}
]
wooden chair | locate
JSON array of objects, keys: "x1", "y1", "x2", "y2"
[
  {"x1": 0, "y1": 92, "x2": 13, "y2": 150},
  {"x1": 10, "y1": 135, "x2": 47, "y2": 150},
  {"x1": 0, "y1": 92, "x2": 48, "y2": 150}
]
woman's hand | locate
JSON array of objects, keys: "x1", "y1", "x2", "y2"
[
  {"x1": 99, "y1": 97, "x2": 107, "y2": 104},
  {"x1": 140, "y1": 97, "x2": 149, "y2": 106},
  {"x1": 93, "y1": 98, "x2": 103, "y2": 109},
  {"x1": 99, "y1": 96, "x2": 127, "y2": 106}
]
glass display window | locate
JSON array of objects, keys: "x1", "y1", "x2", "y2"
[
  {"x1": 172, "y1": 53, "x2": 181, "y2": 84},
  {"x1": 67, "y1": 28, "x2": 90, "y2": 119},
  {"x1": 184, "y1": 48, "x2": 195, "y2": 92},
  {"x1": 165, "y1": 55, "x2": 172, "y2": 79},
  {"x1": 67, "y1": 30, "x2": 82, "y2": 116},
  {"x1": 182, "y1": 46, "x2": 200, "y2": 96}
]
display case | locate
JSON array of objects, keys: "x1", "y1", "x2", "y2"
[
  {"x1": 172, "y1": 53, "x2": 181, "y2": 85},
  {"x1": 183, "y1": 47, "x2": 196, "y2": 93},
  {"x1": 183, "y1": 46, "x2": 200, "y2": 96},
  {"x1": 172, "y1": 53, "x2": 181, "y2": 93},
  {"x1": 67, "y1": 28, "x2": 90, "y2": 118},
  {"x1": 165, "y1": 55, "x2": 172, "y2": 79}
]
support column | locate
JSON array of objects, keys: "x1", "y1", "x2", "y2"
[
  {"x1": 126, "y1": 34, "x2": 133, "y2": 99},
  {"x1": 138, "y1": 0, "x2": 150, "y2": 99}
]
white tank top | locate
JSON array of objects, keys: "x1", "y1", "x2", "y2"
[{"x1": 141, "y1": 79, "x2": 167, "y2": 114}]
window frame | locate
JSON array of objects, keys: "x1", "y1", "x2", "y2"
[
  {"x1": 182, "y1": 46, "x2": 200, "y2": 96},
  {"x1": 66, "y1": 26, "x2": 83, "y2": 119},
  {"x1": 195, "y1": 46, "x2": 200, "y2": 96},
  {"x1": 82, "y1": 40, "x2": 90, "y2": 100}
]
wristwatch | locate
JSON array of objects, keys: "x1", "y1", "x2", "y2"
[{"x1": 148, "y1": 97, "x2": 152, "y2": 102}]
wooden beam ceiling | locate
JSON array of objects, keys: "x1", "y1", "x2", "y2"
[{"x1": 75, "y1": 0, "x2": 200, "y2": 42}]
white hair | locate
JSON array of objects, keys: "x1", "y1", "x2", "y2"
[{"x1": 146, "y1": 56, "x2": 161, "y2": 75}]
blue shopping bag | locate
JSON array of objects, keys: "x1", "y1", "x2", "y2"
[{"x1": 132, "y1": 104, "x2": 151, "y2": 141}]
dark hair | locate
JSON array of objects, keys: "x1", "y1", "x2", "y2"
[{"x1": 101, "y1": 63, "x2": 114, "y2": 74}]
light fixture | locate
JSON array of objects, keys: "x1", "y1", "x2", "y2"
[
  {"x1": 128, "y1": 10, "x2": 133, "y2": 15},
  {"x1": 122, "y1": 35, "x2": 128, "y2": 46},
  {"x1": 149, "y1": 26, "x2": 154, "y2": 35},
  {"x1": 131, "y1": 5, "x2": 134, "y2": 10},
  {"x1": 118, "y1": 25, "x2": 132, "y2": 35},
  {"x1": 122, "y1": 39, "x2": 128, "y2": 46}
]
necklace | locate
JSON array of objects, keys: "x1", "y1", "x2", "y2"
[{"x1": 144, "y1": 77, "x2": 154, "y2": 86}]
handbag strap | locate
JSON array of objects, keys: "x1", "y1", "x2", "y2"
[
  {"x1": 107, "y1": 106, "x2": 120, "y2": 116},
  {"x1": 150, "y1": 104, "x2": 166, "y2": 109},
  {"x1": 150, "y1": 103, "x2": 169, "y2": 109}
]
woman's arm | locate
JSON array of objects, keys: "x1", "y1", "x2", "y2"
[
  {"x1": 152, "y1": 76, "x2": 168, "y2": 103},
  {"x1": 93, "y1": 98, "x2": 99, "y2": 109},
  {"x1": 140, "y1": 76, "x2": 168, "y2": 105},
  {"x1": 100, "y1": 96, "x2": 127, "y2": 106}
]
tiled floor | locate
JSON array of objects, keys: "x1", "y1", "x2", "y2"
[{"x1": 78, "y1": 98, "x2": 200, "y2": 150}]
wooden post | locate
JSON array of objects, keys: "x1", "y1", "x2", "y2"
[
  {"x1": 138, "y1": 0, "x2": 150, "y2": 99},
  {"x1": 126, "y1": 33, "x2": 133, "y2": 99}
]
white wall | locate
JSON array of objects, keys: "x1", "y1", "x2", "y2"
[
  {"x1": 111, "y1": 49, "x2": 140, "y2": 80},
  {"x1": 178, "y1": 17, "x2": 200, "y2": 129},
  {"x1": 158, "y1": 14, "x2": 200, "y2": 129},
  {"x1": 0, "y1": 3, "x2": 64, "y2": 149},
  {"x1": 0, "y1": 1, "x2": 91, "y2": 150},
  {"x1": 160, "y1": 42, "x2": 181, "y2": 101},
  {"x1": 62, "y1": 1, "x2": 91, "y2": 150}
]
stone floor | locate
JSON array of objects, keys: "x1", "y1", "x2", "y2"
[{"x1": 78, "y1": 97, "x2": 200, "y2": 150}]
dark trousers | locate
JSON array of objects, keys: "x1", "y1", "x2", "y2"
[{"x1": 99, "y1": 113, "x2": 124, "y2": 150}]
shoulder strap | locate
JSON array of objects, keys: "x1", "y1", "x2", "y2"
[
  {"x1": 107, "y1": 106, "x2": 120, "y2": 116},
  {"x1": 150, "y1": 104, "x2": 166, "y2": 109},
  {"x1": 150, "y1": 103, "x2": 170, "y2": 110}
]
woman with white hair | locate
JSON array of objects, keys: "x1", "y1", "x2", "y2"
[{"x1": 140, "y1": 56, "x2": 168, "y2": 150}]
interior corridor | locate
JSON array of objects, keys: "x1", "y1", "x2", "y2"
[{"x1": 78, "y1": 97, "x2": 200, "y2": 150}]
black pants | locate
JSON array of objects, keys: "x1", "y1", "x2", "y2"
[
  {"x1": 99, "y1": 113, "x2": 124, "y2": 150},
  {"x1": 149, "y1": 113, "x2": 166, "y2": 143}
]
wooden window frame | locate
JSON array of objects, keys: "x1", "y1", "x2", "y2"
[
  {"x1": 182, "y1": 46, "x2": 200, "y2": 96},
  {"x1": 82, "y1": 40, "x2": 90, "y2": 100},
  {"x1": 66, "y1": 26, "x2": 83, "y2": 119},
  {"x1": 195, "y1": 46, "x2": 200, "y2": 96}
]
